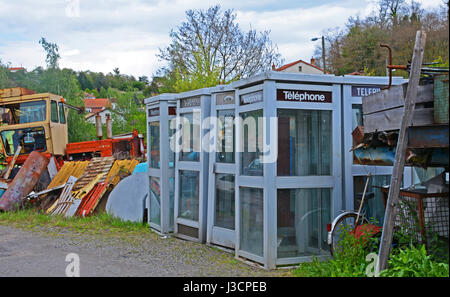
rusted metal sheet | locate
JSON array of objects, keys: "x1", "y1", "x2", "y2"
[
  {"x1": 408, "y1": 125, "x2": 449, "y2": 148},
  {"x1": 0, "y1": 151, "x2": 49, "y2": 212},
  {"x1": 353, "y1": 146, "x2": 396, "y2": 166},
  {"x1": 354, "y1": 145, "x2": 448, "y2": 167},
  {"x1": 76, "y1": 182, "x2": 108, "y2": 217}
]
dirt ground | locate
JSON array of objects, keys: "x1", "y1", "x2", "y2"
[{"x1": 0, "y1": 225, "x2": 293, "y2": 277}]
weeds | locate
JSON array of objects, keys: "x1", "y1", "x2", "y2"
[
  {"x1": 0, "y1": 208, "x2": 149, "y2": 236},
  {"x1": 380, "y1": 244, "x2": 449, "y2": 277}
]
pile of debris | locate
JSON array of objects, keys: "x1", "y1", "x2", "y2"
[
  {"x1": 0, "y1": 153, "x2": 140, "y2": 219},
  {"x1": 351, "y1": 75, "x2": 449, "y2": 168}
]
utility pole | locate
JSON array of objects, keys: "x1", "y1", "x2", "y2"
[
  {"x1": 311, "y1": 36, "x2": 326, "y2": 74},
  {"x1": 376, "y1": 30, "x2": 426, "y2": 275},
  {"x1": 322, "y1": 36, "x2": 326, "y2": 74}
]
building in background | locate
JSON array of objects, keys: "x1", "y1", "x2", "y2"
[{"x1": 273, "y1": 58, "x2": 327, "y2": 74}]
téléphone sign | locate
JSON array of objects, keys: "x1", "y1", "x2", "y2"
[
  {"x1": 351, "y1": 86, "x2": 383, "y2": 97},
  {"x1": 277, "y1": 89, "x2": 332, "y2": 103}
]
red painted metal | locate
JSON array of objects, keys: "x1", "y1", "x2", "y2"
[
  {"x1": 66, "y1": 130, "x2": 144, "y2": 160},
  {"x1": 0, "y1": 151, "x2": 49, "y2": 211},
  {"x1": 5, "y1": 152, "x2": 52, "y2": 166},
  {"x1": 76, "y1": 182, "x2": 108, "y2": 217}
]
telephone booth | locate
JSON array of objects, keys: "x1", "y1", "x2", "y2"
[
  {"x1": 145, "y1": 94, "x2": 177, "y2": 235},
  {"x1": 174, "y1": 88, "x2": 212, "y2": 242},
  {"x1": 231, "y1": 71, "x2": 412, "y2": 269},
  {"x1": 206, "y1": 85, "x2": 237, "y2": 249}
]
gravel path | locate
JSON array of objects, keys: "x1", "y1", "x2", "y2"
[{"x1": 0, "y1": 225, "x2": 292, "y2": 277}]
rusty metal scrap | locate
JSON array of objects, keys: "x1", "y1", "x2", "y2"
[
  {"x1": 76, "y1": 182, "x2": 108, "y2": 217},
  {"x1": 0, "y1": 151, "x2": 49, "y2": 212}
]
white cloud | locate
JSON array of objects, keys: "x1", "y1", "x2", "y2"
[{"x1": 0, "y1": 0, "x2": 444, "y2": 78}]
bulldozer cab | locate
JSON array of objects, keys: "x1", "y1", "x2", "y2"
[{"x1": 0, "y1": 87, "x2": 68, "y2": 164}]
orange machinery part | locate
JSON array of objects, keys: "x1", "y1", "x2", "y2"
[{"x1": 66, "y1": 138, "x2": 114, "y2": 158}]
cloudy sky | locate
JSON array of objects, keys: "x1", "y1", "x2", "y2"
[{"x1": 0, "y1": 0, "x2": 444, "y2": 78}]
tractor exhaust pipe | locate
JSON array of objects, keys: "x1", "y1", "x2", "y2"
[
  {"x1": 95, "y1": 114, "x2": 103, "y2": 140},
  {"x1": 106, "y1": 114, "x2": 112, "y2": 139}
]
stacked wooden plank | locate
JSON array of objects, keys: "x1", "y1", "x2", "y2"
[
  {"x1": 72, "y1": 157, "x2": 114, "y2": 191},
  {"x1": 0, "y1": 87, "x2": 36, "y2": 98},
  {"x1": 362, "y1": 83, "x2": 434, "y2": 133}
]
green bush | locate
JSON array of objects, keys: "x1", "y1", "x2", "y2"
[{"x1": 380, "y1": 245, "x2": 449, "y2": 277}]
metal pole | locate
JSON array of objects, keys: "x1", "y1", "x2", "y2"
[{"x1": 322, "y1": 36, "x2": 326, "y2": 74}]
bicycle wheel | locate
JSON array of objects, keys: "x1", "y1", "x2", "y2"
[{"x1": 330, "y1": 213, "x2": 369, "y2": 256}]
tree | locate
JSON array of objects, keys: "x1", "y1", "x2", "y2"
[
  {"x1": 0, "y1": 60, "x2": 10, "y2": 88},
  {"x1": 39, "y1": 37, "x2": 60, "y2": 69},
  {"x1": 315, "y1": 0, "x2": 448, "y2": 76},
  {"x1": 158, "y1": 5, "x2": 282, "y2": 92}
]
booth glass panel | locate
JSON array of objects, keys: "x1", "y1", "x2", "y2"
[
  {"x1": 215, "y1": 174, "x2": 235, "y2": 230},
  {"x1": 277, "y1": 109, "x2": 332, "y2": 176},
  {"x1": 240, "y1": 187, "x2": 263, "y2": 257},
  {"x1": 149, "y1": 121, "x2": 160, "y2": 168},
  {"x1": 277, "y1": 188, "x2": 331, "y2": 258},
  {"x1": 352, "y1": 104, "x2": 363, "y2": 130},
  {"x1": 352, "y1": 104, "x2": 363, "y2": 164},
  {"x1": 216, "y1": 109, "x2": 235, "y2": 163},
  {"x1": 180, "y1": 112, "x2": 201, "y2": 162},
  {"x1": 149, "y1": 177, "x2": 161, "y2": 226},
  {"x1": 179, "y1": 170, "x2": 200, "y2": 221},
  {"x1": 240, "y1": 110, "x2": 263, "y2": 176}
]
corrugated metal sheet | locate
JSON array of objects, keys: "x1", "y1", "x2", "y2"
[
  {"x1": 76, "y1": 182, "x2": 108, "y2": 217},
  {"x1": 46, "y1": 161, "x2": 89, "y2": 189},
  {"x1": 105, "y1": 159, "x2": 139, "y2": 186}
]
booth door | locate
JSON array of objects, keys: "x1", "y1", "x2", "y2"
[{"x1": 210, "y1": 109, "x2": 236, "y2": 248}]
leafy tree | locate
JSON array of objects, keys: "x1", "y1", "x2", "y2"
[
  {"x1": 158, "y1": 5, "x2": 282, "y2": 92},
  {"x1": 77, "y1": 71, "x2": 93, "y2": 90},
  {"x1": 39, "y1": 37, "x2": 60, "y2": 69},
  {"x1": 314, "y1": 0, "x2": 449, "y2": 76},
  {"x1": 0, "y1": 60, "x2": 11, "y2": 88}
]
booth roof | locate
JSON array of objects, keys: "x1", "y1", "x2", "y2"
[{"x1": 232, "y1": 71, "x2": 407, "y2": 89}]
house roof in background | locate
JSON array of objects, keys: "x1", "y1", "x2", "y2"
[
  {"x1": 274, "y1": 59, "x2": 328, "y2": 73},
  {"x1": 83, "y1": 98, "x2": 111, "y2": 109}
]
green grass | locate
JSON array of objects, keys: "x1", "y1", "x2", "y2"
[{"x1": 0, "y1": 208, "x2": 150, "y2": 237}]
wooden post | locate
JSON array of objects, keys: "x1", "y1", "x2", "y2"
[
  {"x1": 4, "y1": 145, "x2": 22, "y2": 179},
  {"x1": 376, "y1": 30, "x2": 427, "y2": 274}
]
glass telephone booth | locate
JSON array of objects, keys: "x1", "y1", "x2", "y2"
[
  {"x1": 174, "y1": 88, "x2": 212, "y2": 243},
  {"x1": 207, "y1": 85, "x2": 237, "y2": 249},
  {"x1": 145, "y1": 94, "x2": 177, "y2": 234}
]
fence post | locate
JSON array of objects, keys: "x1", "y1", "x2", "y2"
[{"x1": 376, "y1": 30, "x2": 427, "y2": 274}]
